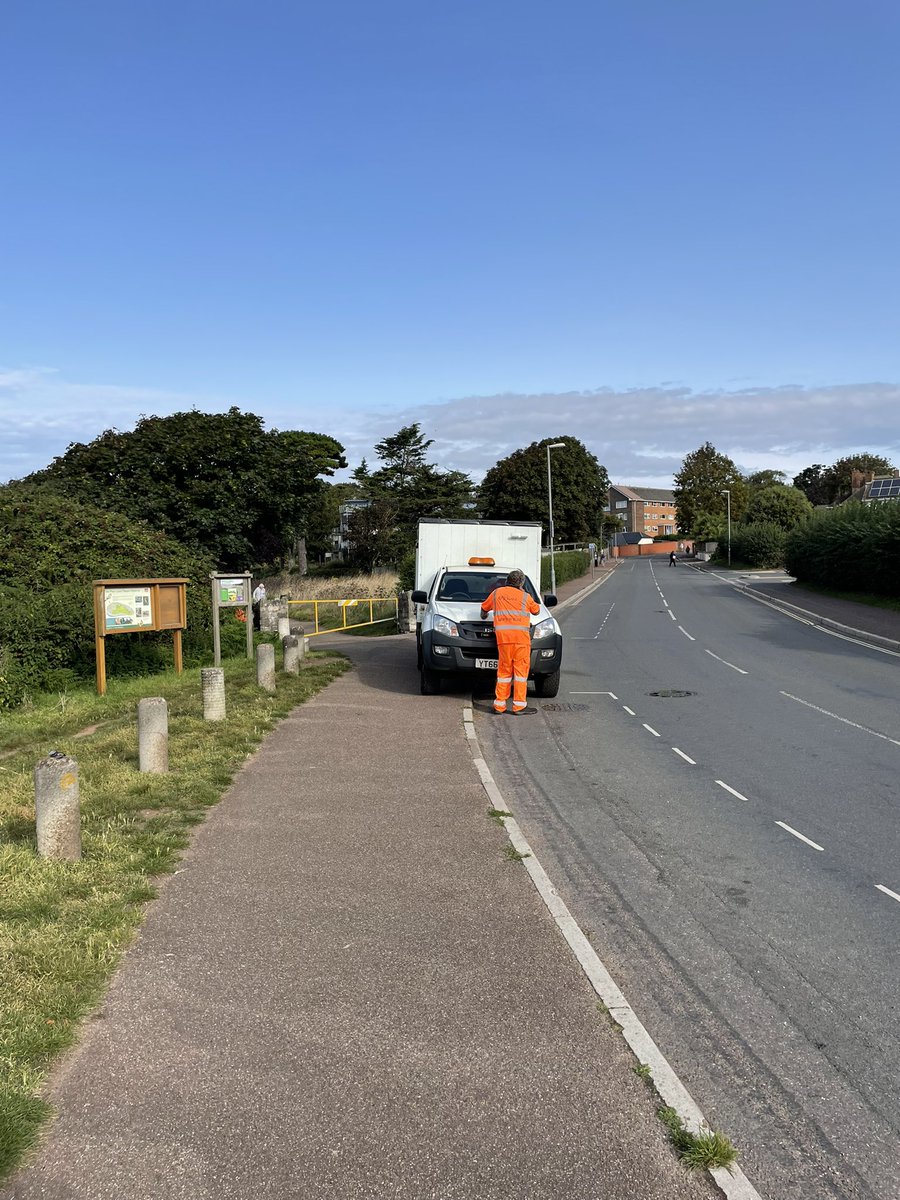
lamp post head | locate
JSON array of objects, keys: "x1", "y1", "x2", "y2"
[{"x1": 547, "y1": 442, "x2": 566, "y2": 451}]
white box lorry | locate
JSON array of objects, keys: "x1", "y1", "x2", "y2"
[{"x1": 411, "y1": 518, "x2": 562, "y2": 696}]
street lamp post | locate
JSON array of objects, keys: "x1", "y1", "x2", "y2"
[
  {"x1": 546, "y1": 442, "x2": 566, "y2": 594},
  {"x1": 721, "y1": 489, "x2": 732, "y2": 567}
]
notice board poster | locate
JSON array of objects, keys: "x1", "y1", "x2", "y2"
[
  {"x1": 218, "y1": 577, "x2": 248, "y2": 606},
  {"x1": 104, "y1": 587, "x2": 154, "y2": 631}
]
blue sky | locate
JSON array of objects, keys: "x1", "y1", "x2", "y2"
[{"x1": 2, "y1": 1, "x2": 899, "y2": 486}]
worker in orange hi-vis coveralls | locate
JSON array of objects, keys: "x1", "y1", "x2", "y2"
[{"x1": 481, "y1": 568, "x2": 541, "y2": 715}]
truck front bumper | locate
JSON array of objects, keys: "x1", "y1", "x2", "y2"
[{"x1": 422, "y1": 629, "x2": 562, "y2": 677}]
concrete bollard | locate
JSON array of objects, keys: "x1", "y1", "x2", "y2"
[
  {"x1": 283, "y1": 635, "x2": 300, "y2": 675},
  {"x1": 201, "y1": 667, "x2": 226, "y2": 721},
  {"x1": 256, "y1": 643, "x2": 276, "y2": 692},
  {"x1": 35, "y1": 752, "x2": 82, "y2": 860},
  {"x1": 277, "y1": 616, "x2": 291, "y2": 641},
  {"x1": 138, "y1": 697, "x2": 169, "y2": 773}
]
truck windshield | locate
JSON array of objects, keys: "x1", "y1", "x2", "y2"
[{"x1": 437, "y1": 572, "x2": 539, "y2": 603}]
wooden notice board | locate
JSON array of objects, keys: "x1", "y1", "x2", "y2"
[{"x1": 92, "y1": 578, "x2": 188, "y2": 695}]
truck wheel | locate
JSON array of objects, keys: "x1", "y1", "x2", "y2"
[
  {"x1": 420, "y1": 666, "x2": 442, "y2": 695},
  {"x1": 416, "y1": 638, "x2": 423, "y2": 670},
  {"x1": 533, "y1": 669, "x2": 560, "y2": 698}
]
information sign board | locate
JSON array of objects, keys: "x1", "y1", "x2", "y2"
[
  {"x1": 217, "y1": 577, "x2": 248, "y2": 606},
  {"x1": 104, "y1": 587, "x2": 154, "y2": 631}
]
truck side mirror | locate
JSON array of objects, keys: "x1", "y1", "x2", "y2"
[
  {"x1": 543, "y1": 594, "x2": 558, "y2": 607},
  {"x1": 411, "y1": 590, "x2": 427, "y2": 604}
]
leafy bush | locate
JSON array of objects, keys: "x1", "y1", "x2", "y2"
[
  {"x1": 729, "y1": 522, "x2": 787, "y2": 568},
  {"x1": 541, "y1": 549, "x2": 590, "y2": 591},
  {"x1": 0, "y1": 485, "x2": 216, "y2": 708},
  {"x1": 785, "y1": 501, "x2": 900, "y2": 596}
]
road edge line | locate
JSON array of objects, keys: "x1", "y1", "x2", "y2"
[{"x1": 463, "y1": 706, "x2": 763, "y2": 1200}]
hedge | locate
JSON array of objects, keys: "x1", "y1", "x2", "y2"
[
  {"x1": 785, "y1": 501, "x2": 900, "y2": 597},
  {"x1": 0, "y1": 486, "x2": 240, "y2": 708}
]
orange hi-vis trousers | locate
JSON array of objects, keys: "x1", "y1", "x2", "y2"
[{"x1": 495, "y1": 638, "x2": 531, "y2": 712}]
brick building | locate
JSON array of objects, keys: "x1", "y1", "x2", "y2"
[{"x1": 607, "y1": 485, "x2": 679, "y2": 537}]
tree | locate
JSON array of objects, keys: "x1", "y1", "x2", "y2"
[
  {"x1": 821, "y1": 453, "x2": 895, "y2": 504},
  {"x1": 478, "y1": 437, "x2": 610, "y2": 543},
  {"x1": 744, "y1": 484, "x2": 813, "y2": 531},
  {"x1": 793, "y1": 454, "x2": 894, "y2": 506},
  {"x1": 792, "y1": 464, "x2": 830, "y2": 507},
  {"x1": 347, "y1": 424, "x2": 474, "y2": 567},
  {"x1": 673, "y1": 442, "x2": 747, "y2": 537},
  {"x1": 745, "y1": 469, "x2": 787, "y2": 491},
  {"x1": 28, "y1": 408, "x2": 345, "y2": 569}
]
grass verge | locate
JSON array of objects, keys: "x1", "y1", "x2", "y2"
[
  {"x1": 0, "y1": 649, "x2": 349, "y2": 1181},
  {"x1": 788, "y1": 581, "x2": 900, "y2": 614}
]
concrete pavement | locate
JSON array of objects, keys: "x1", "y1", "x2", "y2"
[{"x1": 5, "y1": 563, "x2": 717, "y2": 1200}]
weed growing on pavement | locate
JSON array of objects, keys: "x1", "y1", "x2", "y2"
[
  {"x1": 502, "y1": 844, "x2": 530, "y2": 862},
  {"x1": 487, "y1": 807, "x2": 511, "y2": 825},
  {"x1": 657, "y1": 1106, "x2": 739, "y2": 1171},
  {"x1": 0, "y1": 651, "x2": 348, "y2": 1181},
  {"x1": 633, "y1": 1063, "x2": 652, "y2": 1081}
]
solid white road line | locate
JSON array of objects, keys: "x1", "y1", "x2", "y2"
[
  {"x1": 876, "y1": 884, "x2": 900, "y2": 905},
  {"x1": 705, "y1": 649, "x2": 749, "y2": 674},
  {"x1": 678, "y1": 626, "x2": 696, "y2": 641},
  {"x1": 467, "y1": 705, "x2": 763, "y2": 1200},
  {"x1": 570, "y1": 691, "x2": 618, "y2": 698},
  {"x1": 775, "y1": 821, "x2": 824, "y2": 852},
  {"x1": 716, "y1": 780, "x2": 750, "y2": 802},
  {"x1": 642, "y1": 723, "x2": 660, "y2": 737},
  {"x1": 672, "y1": 747, "x2": 696, "y2": 764},
  {"x1": 780, "y1": 691, "x2": 900, "y2": 748},
  {"x1": 623, "y1": 705, "x2": 636, "y2": 716}
]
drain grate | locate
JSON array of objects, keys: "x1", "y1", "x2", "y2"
[
  {"x1": 541, "y1": 703, "x2": 590, "y2": 712},
  {"x1": 648, "y1": 689, "x2": 695, "y2": 698}
]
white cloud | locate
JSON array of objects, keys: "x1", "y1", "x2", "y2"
[{"x1": 2, "y1": 367, "x2": 898, "y2": 489}]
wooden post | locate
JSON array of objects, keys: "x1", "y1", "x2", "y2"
[{"x1": 173, "y1": 628, "x2": 183, "y2": 675}]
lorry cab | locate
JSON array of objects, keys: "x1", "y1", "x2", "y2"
[{"x1": 412, "y1": 557, "x2": 562, "y2": 696}]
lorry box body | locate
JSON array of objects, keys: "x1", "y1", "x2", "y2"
[{"x1": 412, "y1": 518, "x2": 562, "y2": 697}]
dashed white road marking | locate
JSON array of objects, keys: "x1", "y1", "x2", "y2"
[
  {"x1": 672, "y1": 747, "x2": 696, "y2": 764},
  {"x1": 642, "y1": 723, "x2": 660, "y2": 737},
  {"x1": 876, "y1": 884, "x2": 900, "y2": 905},
  {"x1": 775, "y1": 821, "x2": 824, "y2": 852},
  {"x1": 571, "y1": 691, "x2": 618, "y2": 698},
  {"x1": 623, "y1": 705, "x2": 636, "y2": 716},
  {"x1": 704, "y1": 649, "x2": 749, "y2": 675},
  {"x1": 780, "y1": 691, "x2": 900, "y2": 748},
  {"x1": 716, "y1": 780, "x2": 750, "y2": 802},
  {"x1": 667, "y1": 609, "x2": 677, "y2": 621},
  {"x1": 678, "y1": 626, "x2": 696, "y2": 641}
]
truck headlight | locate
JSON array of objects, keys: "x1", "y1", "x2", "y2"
[
  {"x1": 434, "y1": 616, "x2": 460, "y2": 637},
  {"x1": 533, "y1": 617, "x2": 559, "y2": 640}
]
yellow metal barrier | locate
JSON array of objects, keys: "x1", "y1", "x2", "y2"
[{"x1": 286, "y1": 596, "x2": 399, "y2": 637}]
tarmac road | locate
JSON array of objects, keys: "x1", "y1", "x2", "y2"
[{"x1": 478, "y1": 559, "x2": 900, "y2": 1200}]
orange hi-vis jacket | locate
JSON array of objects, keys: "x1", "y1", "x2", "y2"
[{"x1": 481, "y1": 585, "x2": 541, "y2": 645}]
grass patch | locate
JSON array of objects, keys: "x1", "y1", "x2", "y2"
[
  {"x1": 0, "y1": 649, "x2": 348, "y2": 1181},
  {"x1": 657, "y1": 1106, "x2": 739, "y2": 1171},
  {"x1": 502, "y1": 844, "x2": 530, "y2": 863},
  {"x1": 487, "y1": 807, "x2": 512, "y2": 825}
]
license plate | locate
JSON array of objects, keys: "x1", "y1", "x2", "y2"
[{"x1": 475, "y1": 658, "x2": 499, "y2": 669}]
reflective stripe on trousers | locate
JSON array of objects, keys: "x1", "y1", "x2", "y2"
[{"x1": 494, "y1": 641, "x2": 530, "y2": 711}]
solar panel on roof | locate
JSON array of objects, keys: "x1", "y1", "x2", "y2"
[{"x1": 869, "y1": 478, "x2": 900, "y2": 499}]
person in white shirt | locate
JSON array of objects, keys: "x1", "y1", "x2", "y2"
[{"x1": 252, "y1": 582, "x2": 266, "y2": 630}]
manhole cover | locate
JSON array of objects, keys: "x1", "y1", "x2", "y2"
[
  {"x1": 647, "y1": 690, "x2": 695, "y2": 698},
  {"x1": 541, "y1": 703, "x2": 590, "y2": 712}
]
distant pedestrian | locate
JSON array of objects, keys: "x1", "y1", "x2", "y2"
[
  {"x1": 668, "y1": 550, "x2": 677, "y2": 567},
  {"x1": 252, "y1": 581, "x2": 267, "y2": 630}
]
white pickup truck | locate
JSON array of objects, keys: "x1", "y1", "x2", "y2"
[{"x1": 411, "y1": 518, "x2": 562, "y2": 696}]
